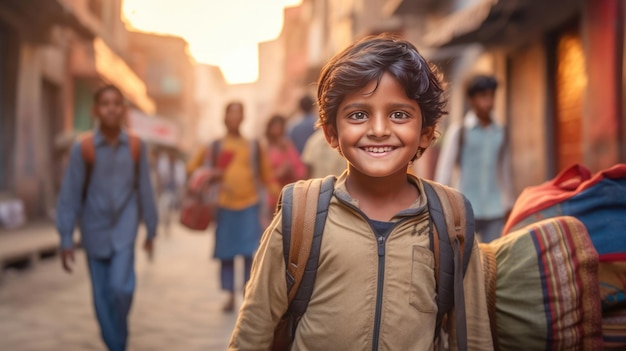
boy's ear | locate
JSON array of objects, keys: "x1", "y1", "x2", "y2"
[
  {"x1": 322, "y1": 124, "x2": 339, "y2": 148},
  {"x1": 419, "y1": 125, "x2": 436, "y2": 149}
]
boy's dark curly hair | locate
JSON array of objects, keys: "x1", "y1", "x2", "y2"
[{"x1": 317, "y1": 34, "x2": 446, "y2": 132}]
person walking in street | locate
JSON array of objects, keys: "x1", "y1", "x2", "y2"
[
  {"x1": 434, "y1": 74, "x2": 514, "y2": 243},
  {"x1": 156, "y1": 149, "x2": 186, "y2": 236},
  {"x1": 56, "y1": 84, "x2": 158, "y2": 351},
  {"x1": 263, "y1": 114, "x2": 306, "y2": 218},
  {"x1": 301, "y1": 128, "x2": 346, "y2": 179},
  {"x1": 229, "y1": 34, "x2": 493, "y2": 350},
  {"x1": 187, "y1": 101, "x2": 279, "y2": 312},
  {"x1": 288, "y1": 94, "x2": 317, "y2": 155}
]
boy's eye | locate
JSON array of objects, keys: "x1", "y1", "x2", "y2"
[
  {"x1": 348, "y1": 112, "x2": 367, "y2": 120},
  {"x1": 390, "y1": 111, "x2": 410, "y2": 120}
]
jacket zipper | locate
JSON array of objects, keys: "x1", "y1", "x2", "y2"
[
  {"x1": 372, "y1": 230, "x2": 387, "y2": 351},
  {"x1": 336, "y1": 198, "x2": 414, "y2": 351}
]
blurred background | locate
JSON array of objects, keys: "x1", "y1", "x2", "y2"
[
  {"x1": 0, "y1": 0, "x2": 624, "y2": 349},
  {"x1": 1, "y1": 0, "x2": 625, "y2": 225}
]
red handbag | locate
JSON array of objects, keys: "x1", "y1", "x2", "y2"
[{"x1": 179, "y1": 168, "x2": 218, "y2": 231}]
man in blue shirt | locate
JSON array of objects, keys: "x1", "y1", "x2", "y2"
[
  {"x1": 288, "y1": 94, "x2": 317, "y2": 155},
  {"x1": 56, "y1": 85, "x2": 158, "y2": 351},
  {"x1": 435, "y1": 75, "x2": 514, "y2": 243}
]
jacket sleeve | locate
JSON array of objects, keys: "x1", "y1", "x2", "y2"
[
  {"x1": 447, "y1": 239, "x2": 494, "y2": 350},
  {"x1": 228, "y1": 213, "x2": 289, "y2": 350},
  {"x1": 55, "y1": 143, "x2": 85, "y2": 249},
  {"x1": 434, "y1": 122, "x2": 461, "y2": 187},
  {"x1": 138, "y1": 141, "x2": 159, "y2": 240}
]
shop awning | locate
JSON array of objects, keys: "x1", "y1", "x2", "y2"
[
  {"x1": 423, "y1": 0, "x2": 499, "y2": 47},
  {"x1": 127, "y1": 109, "x2": 180, "y2": 147},
  {"x1": 424, "y1": 0, "x2": 580, "y2": 48},
  {"x1": 93, "y1": 38, "x2": 156, "y2": 114}
]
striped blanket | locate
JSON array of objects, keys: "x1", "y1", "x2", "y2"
[{"x1": 480, "y1": 216, "x2": 602, "y2": 350}]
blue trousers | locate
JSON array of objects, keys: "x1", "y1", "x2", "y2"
[
  {"x1": 220, "y1": 256, "x2": 253, "y2": 292},
  {"x1": 87, "y1": 247, "x2": 135, "y2": 351}
]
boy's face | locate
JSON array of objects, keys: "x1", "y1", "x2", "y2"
[
  {"x1": 468, "y1": 89, "x2": 495, "y2": 119},
  {"x1": 324, "y1": 72, "x2": 433, "y2": 178},
  {"x1": 94, "y1": 89, "x2": 125, "y2": 129}
]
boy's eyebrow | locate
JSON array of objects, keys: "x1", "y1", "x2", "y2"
[{"x1": 341, "y1": 102, "x2": 418, "y2": 111}]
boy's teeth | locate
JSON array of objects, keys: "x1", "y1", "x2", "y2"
[{"x1": 365, "y1": 146, "x2": 393, "y2": 153}]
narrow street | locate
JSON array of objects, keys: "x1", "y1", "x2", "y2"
[{"x1": 0, "y1": 224, "x2": 241, "y2": 350}]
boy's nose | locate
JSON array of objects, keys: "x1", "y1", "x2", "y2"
[{"x1": 368, "y1": 114, "x2": 391, "y2": 138}]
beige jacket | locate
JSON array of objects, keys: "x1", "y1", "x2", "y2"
[{"x1": 229, "y1": 174, "x2": 493, "y2": 351}]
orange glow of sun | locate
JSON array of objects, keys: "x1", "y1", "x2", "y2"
[{"x1": 122, "y1": 0, "x2": 302, "y2": 84}]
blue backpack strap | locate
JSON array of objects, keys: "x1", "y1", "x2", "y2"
[
  {"x1": 423, "y1": 180, "x2": 475, "y2": 350},
  {"x1": 277, "y1": 175, "x2": 335, "y2": 341}
]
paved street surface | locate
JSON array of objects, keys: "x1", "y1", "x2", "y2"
[{"x1": 0, "y1": 223, "x2": 242, "y2": 350}]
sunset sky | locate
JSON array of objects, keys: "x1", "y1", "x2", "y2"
[{"x1": 122, "y1": 0, "x2": 302, "y2": 84}]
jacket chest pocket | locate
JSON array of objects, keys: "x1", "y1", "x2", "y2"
[{"x1": 409, "y1": 245, "x2": 437, "y2": 313}]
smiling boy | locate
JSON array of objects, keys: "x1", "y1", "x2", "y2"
[{"x1": 229, "y1": 34, "x2": 492, "y2": 351}]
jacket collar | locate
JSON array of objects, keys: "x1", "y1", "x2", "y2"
[{"x1": 333, "y1": 171, "x2": 429, "y2": 220}]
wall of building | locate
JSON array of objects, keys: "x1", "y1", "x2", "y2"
[
  {"x1": 581, "y1": 0, "x2": 622, "y2": 171},
  {"x1": 0, "y1": 2, "x2": 79, "y2": 218},
  {"x1": 127, "y1": 32, "x2": 198, "y2": 153},
  {"x1": 0, "y1": 19, "x2": 19, "y2": 193},
  {"x1": 507, "y1": 42, "x2": 549, "y2": 193},
  {"x1": 195, "y1": 64, "x2": 228, "y2": 146}
]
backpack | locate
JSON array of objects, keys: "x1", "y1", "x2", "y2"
[
  {"x1": 79, "y1": 131, "x2": 142, "y2": 201},
  {"x1": 271, "y1": 176, "x2": 475, "y2": 350}
]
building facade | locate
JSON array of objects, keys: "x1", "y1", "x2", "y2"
[
  {"x1": 127, "y1": 31, "x2": 198, "y2": 153},
  {"x1": 0, "y1": 0, "x2": 161, "y2": 222}
]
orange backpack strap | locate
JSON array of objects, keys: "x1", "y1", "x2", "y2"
[
  {"x1": 127, "y1": 133, "x2": 142, "y2": 164},
  {"x1": 80, "y1": 132, "x2": 96, "y2": 201},
  {"x1": 80, "y1": 132, "x2": 96, "y2": 166}
]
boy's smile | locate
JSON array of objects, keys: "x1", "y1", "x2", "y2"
[{"x1": 326, "y1": 72, "x2": 432, "y2": 179}]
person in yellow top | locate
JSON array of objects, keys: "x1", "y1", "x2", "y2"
[{"x1": 187, "y1": 101, "x2": 279, "y2": 312}]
